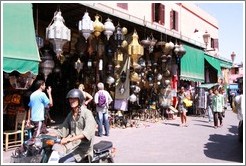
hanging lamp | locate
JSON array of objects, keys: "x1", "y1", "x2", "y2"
[
  {"x1": 46, "y1": 10, "x2": 71, "y2": 60},
  {"x1": 104, "y1": 18, "x2": 115, "y2": 40},
  {"x1": 78, "y1": 11, "x2": 94, "y2": 42},
  {"x1": 128, "y1": 30, "x2": 144, "y2": 69},
  {"x1": 93, "y1": 15, "x2": 104, "y2": 37}
]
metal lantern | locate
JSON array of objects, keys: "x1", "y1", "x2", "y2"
[
  {"x1": 104, "y1": 18, "x2": 115, "y2": 40},
  {"x1": 203, "y1": 30, "x2": 210, "y2": 48},
  {"x1": 231, "y1": 51, "x2": 236, "y2": 63},
  {"x1": 128, "y1": 30, "x2": 144, "y2": 69},
  {"x1": 78, "y1": 11, "x2": 94, "y2": 41},
  {"x1": 40, "y1": 49, "x2": 55, "y2": 81},
  {"x1": 93, "y1": 15, "x2": 104, "y2": 37},
  {"x1": 36, "y1": 36, "x2": 44, "y2": 49},
  {"x1": 74, "y1": 59, "x2": 83, "y2": 73},
  {"x1": 46, "y1": 10, "x2": 71, "y2": 59},
  {"x1": 8, "y1": 72, "x2": 36, "y2": 90},
  {"x1": 178, "y1": 44, "x2": 186, "y2": 57},
  {"x1": 174, "y1": 43, "x2": 180, "y2": 55},
  {"x1": 114, "y1": 24, "x2": 124, "y2": 48}
]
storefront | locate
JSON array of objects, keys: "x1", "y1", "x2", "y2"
[{"x1": 2, "y1": 3, "x2": 233, "y2": 128}]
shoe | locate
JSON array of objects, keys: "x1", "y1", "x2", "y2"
[
  {"x1": 104, "y1": 133, "x2": 109, "y2": 136},
  {"x1": 50, "y1": 120, "x2": 56, "y2": 123}
]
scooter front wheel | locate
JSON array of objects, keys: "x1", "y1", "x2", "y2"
[{"x1": 99, "y1": 157, "x2": 114, "y2": 163}]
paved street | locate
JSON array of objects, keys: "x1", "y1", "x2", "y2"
[{"x1": 2, "y1": 109, "x2": 244, "y2": 164}]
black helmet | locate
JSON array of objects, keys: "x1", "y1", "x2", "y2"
[{"x1": 66, "y1": 89, "x2": 84, "y2": 105}]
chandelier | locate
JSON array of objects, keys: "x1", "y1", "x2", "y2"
[{"x1": 46, "y1": 10, "x2": 71, "y2": 60}]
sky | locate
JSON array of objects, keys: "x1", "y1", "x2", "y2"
[{"x1": 195, "y1": 2, "x2": 244, "y2": 64}]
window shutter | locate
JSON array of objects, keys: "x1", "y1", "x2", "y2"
[
  {"x1": 175, "y1": 11, "x2": 178, "y2": 31},
  {"x1": 170, "y1": 10, "x2": 173, "y2": 29},
  {"x1": 117, "y1": 3, "x2": 128, "y2": 10},
  {"x1": 152, "y1": 3, "x2": 155, "y2": 23},
  {"x1": 159, "y1": 4, "x2": 165, "y2": 25},
  {"x1": 214, "y1": 39, "x2": 219, "y2": 49}
]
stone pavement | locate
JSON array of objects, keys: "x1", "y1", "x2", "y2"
[{"x1": 1, "y1": 108, "x2": 244, "y2": 164}]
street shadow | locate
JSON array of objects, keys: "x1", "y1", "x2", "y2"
[
  {"x1": 204, "y1": 125, "x2": 243, "y2": 163},
  {"x1": 193, "y1": 123, "x2": 214, "y2": 128},
  {"x1": 161, "y1": 122, "x2": 180, "y2": 127}
]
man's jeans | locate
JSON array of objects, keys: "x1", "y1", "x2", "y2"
[{"x1": 97, "y1": 112, "x2": 110, "y2": 136}]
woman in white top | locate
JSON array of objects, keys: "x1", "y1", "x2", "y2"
[{"x1": 78, "y1": 84, "x2": 93, "y2": 106}]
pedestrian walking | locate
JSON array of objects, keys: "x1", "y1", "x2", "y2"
[
  {"x1": 26, "y1": 80, "x2": 53, "y2": 137},
  {"x1": 212, "y1": 87, "x2": 224, "y2": 129},
  {"x1": 78, "y1": 83, "x2": 93, "y2": 107},
  {"x1": 232, "y1": 81, "x2": 243, "y2": 142},
  {"x1": 175, "y1": 86, "x2": 188, "y2": 127},
  {"x1": 94, "y1": 82, "x2": 113, "y2": 137},
  {"x1": 206, "y1": 88, "x2": 214, "y2": 122}
]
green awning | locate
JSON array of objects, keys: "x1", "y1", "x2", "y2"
[
  {"x1": 3, "y1": 3, "x2": 40, "y2": 75},
  {"x1": 180, "y1": 45, "x2": 204, "y2": 82},
  {"x1": 198, "y1": 83, "x2": 219, "y2": 89},
  {"x1": 204, "y1": 54, "x2": 222, "y2": 76},
  {"x1": 219, "y1": 59, "x2": 233, "y2": 68}
]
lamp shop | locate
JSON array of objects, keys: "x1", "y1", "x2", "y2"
[{"x1": 3, "y1": 3, "x2": 231, "y2": 130}]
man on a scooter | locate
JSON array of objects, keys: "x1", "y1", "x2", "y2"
[{"x1": 51, "y1": 89, "x2": 97, "y2": 163}]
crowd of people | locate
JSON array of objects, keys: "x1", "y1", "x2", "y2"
[{"x1": 24, "y1": 78, "x2": 242, "y2": 162}]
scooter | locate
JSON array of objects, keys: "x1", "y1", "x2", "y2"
[{"x1": 11, "y1": 134, "x2": 115, "y2": 163}]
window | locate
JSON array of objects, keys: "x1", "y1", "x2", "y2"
[
  {"x1": 170, "y1": 10, "x2": 178, "y2": 31},
  {"x1": 117, "y1": 3, "x2": 128, "y2": 10},
  {"x1": 211, "y1": 38, "x2": 219, "y2": 50},
  {"x1": 152, "y1": 3, "x2": 165, "y2": 25}
]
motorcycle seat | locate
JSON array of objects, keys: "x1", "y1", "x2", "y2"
[{"x1": 93, "y1": 141, "x2": 113, "y2": 153}]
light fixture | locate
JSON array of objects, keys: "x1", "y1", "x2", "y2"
[
  {"x1": 128, "y1": 30, "x2": 144, "y2": 69},
  {"x1": 93, "y1": 15, "x2": 104, "y2": 37},
  {"x1": 78, "y1": 11, "x2": 94, "y2": 42},
  {"x1": 178, "y1": 44, "x2": 186, "y2": 57},
  {"x1": 114, "y1": 23, "x2": 124, "y2": 48},
  {"x1": 203, "y1": 30, "x2": 210, "y2": 49},
  {"x1": 231, "y1": 51, "x2": 236, "y2": 63},
  {"x1": 104, "y1": 18, "x2": 115, "y2": 40},
  {"x1": 74, "y1": 58, "x2": 83, "y2": 73},
  {"x1": 46, "y1": 10, "x2": 71, "y2": 60},
  {"x1": 114, "y1": 49, "x2": 124, "y2": 69},
  {"x1": 39, "y1": 49, "x2": 55, "y2": 81},
  {"x1": 8, "y1": 71, "x2": 36, "y2": 90}
]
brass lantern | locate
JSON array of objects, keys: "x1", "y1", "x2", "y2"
[
  {"x1": 93, "y1": 15, "x2": 104, "y2": 37},
  {"x1": 46, "y1": 10, "x2": 71, "y2": 60},
  {"x1": 128, "y1": 30, "x2": 144, "y2": 69}
]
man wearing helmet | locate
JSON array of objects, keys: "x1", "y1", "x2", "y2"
[{"x1": 52, "y1": 89, "x2": 97, "y2": 163}]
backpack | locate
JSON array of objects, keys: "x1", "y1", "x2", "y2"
[{"x1": 98, "y1": 91, "x2": 107, "y2": 107}]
